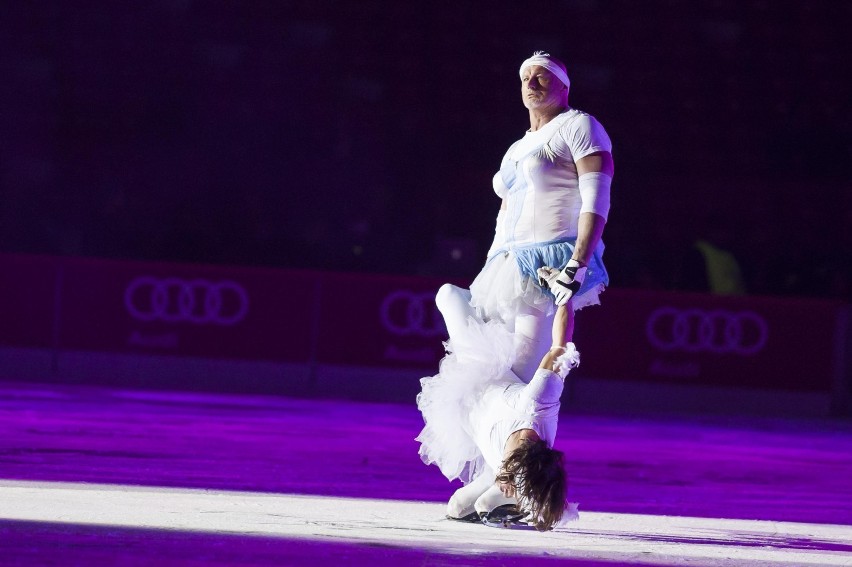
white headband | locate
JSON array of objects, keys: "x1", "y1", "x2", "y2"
[{"x1": 519, "y1": 51, "x2": 570, "y2": 90}]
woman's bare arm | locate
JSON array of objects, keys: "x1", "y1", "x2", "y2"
[{"x1": 538, "y1": 304, "x2": 574, "y2": 371}]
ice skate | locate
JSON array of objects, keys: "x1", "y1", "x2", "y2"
[{"x1": 480, "y1": 504, "x2": 533, "y2": 529}]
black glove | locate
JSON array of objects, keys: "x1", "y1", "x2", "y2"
[{"x1": 538, "y1": 259, "x2": 586, "y2": 306}]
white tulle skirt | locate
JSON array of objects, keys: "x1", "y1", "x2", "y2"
[
  {"x1": 415, "y1": 316, "x2": 517, "y2": 485},
  {"x1": 470, "y1": 252, "x2": 555, "y2": 324},
  {"x1": 470, "y1": 251, "x2": 605, "y2": 325}
]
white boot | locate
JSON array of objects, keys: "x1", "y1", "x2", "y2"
[
  {"x1": 447, "y1": 473, "x2": 492, "y2": 519},
  {"x1": 473, "y1": 484, "x2": 517, "y2": 518}
]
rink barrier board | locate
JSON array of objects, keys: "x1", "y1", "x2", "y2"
[
  {"x1": 0, "y1": 254, "x2": 57, "y2": 349},
  {"x1": 55, "y1": 255, "x2": 315, "y2": 362},
  {"x1": 573, "y1": 289, "x2": 841, "y2": 392},
  {"x1": 0, "y1": 253, "x2": 848, "y2": 405}
]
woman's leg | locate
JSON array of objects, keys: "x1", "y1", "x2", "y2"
[
  {"x1": 447, "y1": 467, "x2": 494, "y2": 519},
  {"x1": 474, "y1": 483, "x2": 518, "y2": 517},
  {"x1": 435, "y1": 284, "x2": 475, "y2": 342}
]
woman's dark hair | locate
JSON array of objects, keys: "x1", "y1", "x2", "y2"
[{"x1": 500, "y1": 438, "x2": 567, "y2": 531}]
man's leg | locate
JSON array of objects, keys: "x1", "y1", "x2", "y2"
[
  {"x1": 511, "y1": 301, "x2": 574, "y2": 383},
  {"x1": 518, "y1": 305, "x2": 580, "y2": 412}
]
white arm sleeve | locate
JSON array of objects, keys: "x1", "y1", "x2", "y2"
[{"x1": 578, "y1": 172, "x2": 612, "y2": 221}]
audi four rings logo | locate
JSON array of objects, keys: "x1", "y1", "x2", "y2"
[
  {"x1": 645, "y1": 307, "x2": 768, "y2": 355},
  {"x1": 124, "y1": 277, "x2": 250, "y2": 326},
  {"x1": 380, "y1": 290, "x2": 446, "y2": 337}
]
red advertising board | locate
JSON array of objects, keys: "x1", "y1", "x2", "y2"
[
  {"x1": 574, "y1": 289, "x2": 842, "y2": 392},
  {"x1": 1, "y1": 253, "x2": 846, "y2": 395},
  {"x1": 58, "y1": 256, "x2": 314, "y2": 362},
  {"x1": 314, "y1": 273, "x2": 460, "y2": 369},
  {"x1": 0, "y1": 253, "x2": 57, "y2": 348}
]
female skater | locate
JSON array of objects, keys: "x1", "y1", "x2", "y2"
[{"x1": 416, "y1": 278, "x2": 580, "y2": 531}]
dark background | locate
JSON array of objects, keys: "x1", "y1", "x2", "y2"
[{"x1": 2, "y1": 0, "x2": 850, "y2": 300}]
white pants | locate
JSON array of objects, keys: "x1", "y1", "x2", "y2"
[
  {"x1": 511, "y1": 301, "x2": 554, "y2": 384},
  {"x1": 446, "y1": 469, "x2": 517, "y2": 519}
]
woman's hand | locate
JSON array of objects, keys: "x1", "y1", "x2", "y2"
[{"x1": 495, "y1": 472, "x2": 517, "y2": 498}]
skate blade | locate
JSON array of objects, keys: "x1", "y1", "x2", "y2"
[
  {"x1": 445, "y1": 512, "x2": 481, "y2": 523},
  {"x1": 480, "y1": 505, "x2": 535, "y2": 530}
]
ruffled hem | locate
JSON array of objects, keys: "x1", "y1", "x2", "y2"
[
  {"x1": 555, "y1": 502, "x2": 580, "y2": 527},
  {"x1": 571, "y1": 282, "x2": 605, "y2": 311},
  {"x1": 416, "y1": 316, "x2": 517, "y2": 484},
  {"x1": 471, "y1": 243, "x2": 607, "y2": 323},
  {"x1": 470, "y1": 253, "x2": 555, "y2": 323},
  {"x1": 552, "y1": 342, "x2": 581, "y2": 378}
]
